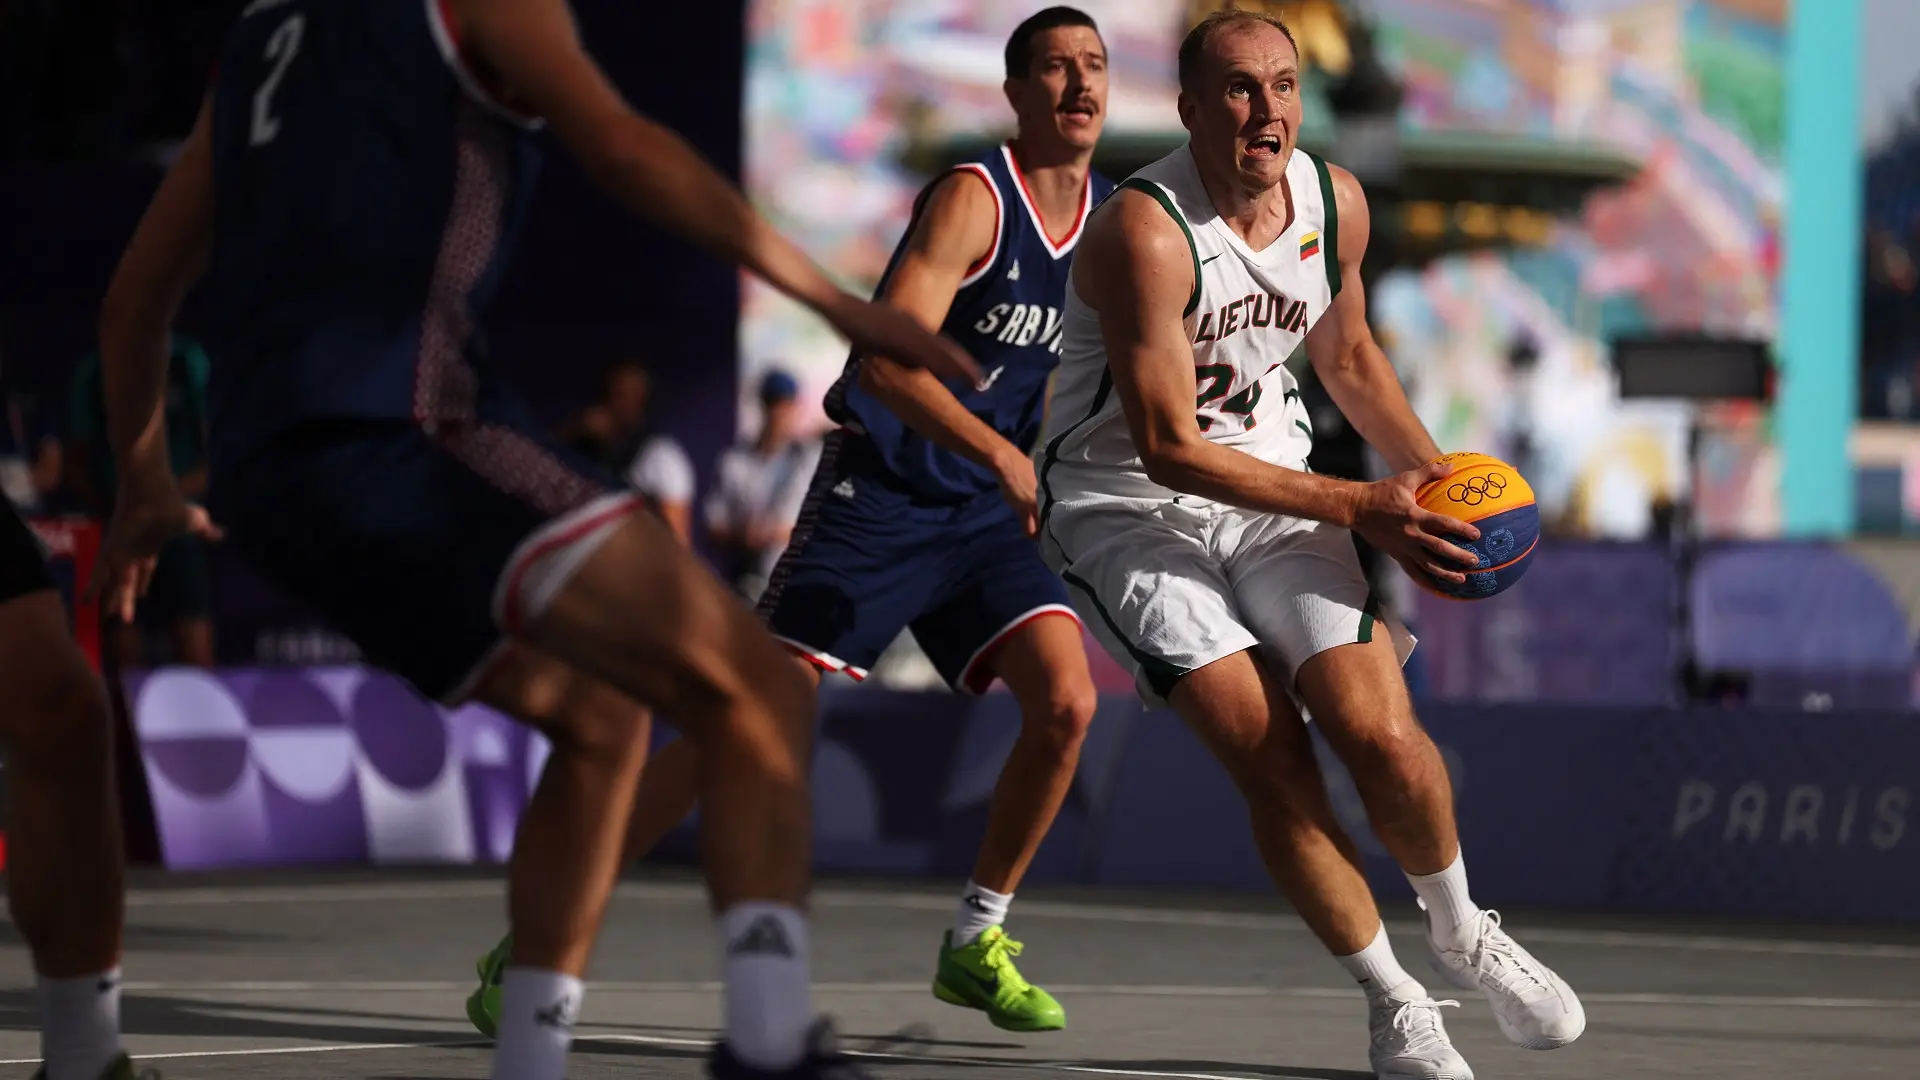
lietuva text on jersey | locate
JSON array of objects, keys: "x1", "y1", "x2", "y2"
[
  {"x1": 197, "y1": 0, "x2": 545, "y2": 463},
  {"x1": 825, "y1": 145, "x2": 1115, "y2": 501}
]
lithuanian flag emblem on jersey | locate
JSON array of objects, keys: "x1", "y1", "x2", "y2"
[{"x1": 1300, "y1": 231, "x2": 1320, "y2": 260}]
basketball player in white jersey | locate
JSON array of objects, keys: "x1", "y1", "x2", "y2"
[{"x1": 1039, "y1": 12, "x2": 1583, "y2": 1080}]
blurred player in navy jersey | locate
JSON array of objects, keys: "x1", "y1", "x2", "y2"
[
  {"x1": 465, "y1": 5, "x2": 1115, "y2": 1037},
  {"x1": 87, "y1": 1, "x2": 977, "y2": 1079},
  {"x1": 704, "y1": 369, "x2": 821, "y2": 598}
]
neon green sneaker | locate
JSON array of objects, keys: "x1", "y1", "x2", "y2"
[
  {"x1": 31, "y1": 1053, "x2": 152, "y2": 1079},
  {"x1": 931, "y1": 926, "x2": 1065, "y2": 1032},
  {"x1": 466, "y1": 932, "x2": 511, "y2": 1039}
]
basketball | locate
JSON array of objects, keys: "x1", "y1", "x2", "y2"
[{"x1": 1411, "y1": 452, "x2": 1540, "y2": 600}]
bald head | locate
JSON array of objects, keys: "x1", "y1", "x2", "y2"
[{"x1": 1178, "y1": 10, "x2": 1299, "y2": 96}]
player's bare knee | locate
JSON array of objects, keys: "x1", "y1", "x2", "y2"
[
  {"x1": 1334, "y1": 715, "x2": 1440, "y2": 795},
  {"x1": 1021, "y1": 680, "x2": 1097, "y2": 757},
  {"x1": 552, "y1": 682, "x2": 651, "y2": 771},
  {"x1": 482, "y1": 649, "x2": 650, "y2": 768},
  {"x1": 665, "y1": 658, "x2": 812, "y2": 786}
]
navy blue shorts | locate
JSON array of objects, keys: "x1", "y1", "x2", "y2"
[
  {"x1": 758, "y1": 432, "x2": 1079, "y2": 693},
  {"x1": 210, "y1": 418, "x2": 638, "y2": 703}
]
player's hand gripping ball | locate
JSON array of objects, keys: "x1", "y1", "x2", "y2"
[{"x1": 1411, "y1": 452, "x2": 1539, "y2": 600}]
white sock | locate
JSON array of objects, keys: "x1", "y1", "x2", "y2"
[
  {"x1": 719, "y1": 902, "x2": 813, "y2": 1070},
  {"x1": 40, "y1": 969, "x2": 122, "y2": 1080},
  {"x1": 1334, "y1": 924, "x2": 1417, "y2": 1001},
  {"x1": 489, "y1": 968, "x2": 581, "y2": 1080},
  {"x1": 953, "y1": 880, "x2": 1011, "y2": 946},
  {"x1": 1407, "y1": 850, "x2": 1482, "y2": 950}
]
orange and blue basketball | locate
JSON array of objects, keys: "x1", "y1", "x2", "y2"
[{"x1": 1412, "y1": 452, "x2": 1539, "y2": 600}]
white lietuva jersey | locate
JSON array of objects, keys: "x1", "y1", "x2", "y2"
[{"x1": 1042, "y1": 143, "x2": 1341, "y2": 498}]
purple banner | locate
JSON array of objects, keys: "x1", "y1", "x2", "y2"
[
  {"x1": 1609, "y1": 710, "x2": 1920, "y2": 922},
  {"x1": 124, "y1": 669, "x2": 1920, "y2": 923},
  {"x1": 1413, "y1": 539, "x2": 1920, "y2": 710},
  {"x1": 125, "y1": 668, "x2": 544, "y2": 869},
  {"x1": 1413, "y1": 540, "x2": 1678, "y2": 706}
]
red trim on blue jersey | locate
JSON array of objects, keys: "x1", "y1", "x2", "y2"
[
  {"x1": 1001, "y1": 143, "x2": 1092, "y2": 256},
  {"x1": 949, "y1": 163, "x2": 1003, "y2": 283},
  {"x1": 437, "y1": 0, "x2": 461, "y2": 47}
]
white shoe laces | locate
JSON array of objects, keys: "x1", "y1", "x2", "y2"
[
  {"x1": 1382, "y1": 996, "x2": 1460, "y2": 1056},
  {"x1": 1460, "y1": 910, "x2": 1553, "y2": 1003}
]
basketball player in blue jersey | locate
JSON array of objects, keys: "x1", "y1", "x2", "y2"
[
  {"x1": 461, "y1": 4, "x2": 1112, "y2": 1038},
  {"x1": 86, "y1": 2, "x2": 979, "y2": 1079}
]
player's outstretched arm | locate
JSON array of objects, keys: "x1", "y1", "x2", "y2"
[
  {"x1": 1079, "y1": 189, "x2": 1480, "y2": 582},
  {"x1": 93, "y1": 98, "x2": 225, "y2": 619},
  {"x1": 1303, "y1": 165, "x2": 1442, "y2": 474},
  {"x1": 453, "y1": 0, "x2": 976, "y2": 383},
  {"x1": 857, "y1": 171, "x2": 1042, "y2": 531}
]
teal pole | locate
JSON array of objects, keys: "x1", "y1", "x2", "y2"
[{"x1": 1778, "y1": 0, "x2": 1864, "y2": 535}]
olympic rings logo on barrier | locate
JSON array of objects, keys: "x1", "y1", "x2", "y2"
[{"x1": 1447, "y1": 473, "x2": 1507, "y2": 506}]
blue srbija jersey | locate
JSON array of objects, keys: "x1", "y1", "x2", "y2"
[
  {"x1": 826, "y1": 145, "x2": 1114, "y2": 501},
  {"x1": 198, "y1": 0, "x2": 544, "y2": 463}
]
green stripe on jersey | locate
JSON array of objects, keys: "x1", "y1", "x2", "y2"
[
  {"x1": 1117, "y1": 178, "x2": 1202, "y2": 317},
  {"x1": 1309, "y1": 153, "x2": 1341, "y2": 299}
]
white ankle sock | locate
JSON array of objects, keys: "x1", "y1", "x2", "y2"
[
  {"x1": 1334, "y1": 924, "x2": 1416, "y2": 1000},
  {"x1": 953, "y1": 880, "x2": 1011, "y2": 946},
  {"x1": 1406, "y1": 851, "x2": 1481, "y2": 949},
  {"x1": 489, "y1": 968, "x2": 581, "y2": 1080},
  {"x1": 40, "y1": 969, "x2": 122, "y2": 1080},
  {"x1": 719, "y1": 902, "x2": 812, "y2": 1070}
]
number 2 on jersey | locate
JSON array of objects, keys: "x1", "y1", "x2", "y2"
[
  {"x1": 1194, "y1": 363, "x2": 1262, "y2": 433},
  {"x1": 250, "y1": 14, "x2": 306, "y2": 147}
]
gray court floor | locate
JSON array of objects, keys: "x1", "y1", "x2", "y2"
[{"x1": 1, "y1": 867, "x2": 1915, "y2": 1079}]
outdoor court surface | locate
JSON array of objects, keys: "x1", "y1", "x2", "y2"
[{"x1": 1, "y1": 867, "x2": 1913, "y2": 1079}]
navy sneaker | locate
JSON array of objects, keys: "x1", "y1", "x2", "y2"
[
  {"x1": 709, "y1": 1020, "x2": 872, "y2": 1080},
  {"x1": 31, "y1": 1054, "x2": 155, "y2": 1080}
]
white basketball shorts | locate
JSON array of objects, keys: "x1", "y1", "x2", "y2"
[{"x1": 1040, "y1": 491, "x2": 1414, "y2": 707}]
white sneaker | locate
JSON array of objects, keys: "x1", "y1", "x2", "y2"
[
  {"x1": 1423, "y1": 903, "x2": 1586, "y2": 1050},
  {"x1": 1367, "y1": 981, "x2": 1474, "y2": 1080}
]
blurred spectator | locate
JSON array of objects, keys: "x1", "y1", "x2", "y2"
[
  {"x1": 704, "y1": 370, "x2": 821, "y2": 600},
  {"x1": 1862, "y1": 89, "x2": 1920, "y2": 419},
  {"x1": 67, "y1": 335, "x2": 216, "y2": 668},
  {"x1": 0, "y1": 342, "x2": 63, "y2": 514},
  {"x1": 1503, "y1": 333, "x2": 1541, "y2": 484},
  {"x1": 557, "y1": 359, "x2": 695, "y2": 545}
]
